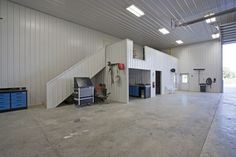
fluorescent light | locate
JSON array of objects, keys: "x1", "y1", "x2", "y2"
[
  {"x1": 205, "y1": 13, "x2": 216, "y2": 23},
  {"x1": 176, "y1": 40, "x2": 183, "y2": 44},
  {"x1": 206, "y1": 17, "x2": 216, "y2": 23},
  {"x1": 126, "y1": 5, "x2": 144, "y2": 17},
  {"x1": 204, "y1": 13, "x2": 214, "y2": 18},
  {"x1": 159, "y1": 28, "x2": 170, "y2": 35},
  {"x1": 212, "y1": 33, "x2": 220, "y2": 39}
]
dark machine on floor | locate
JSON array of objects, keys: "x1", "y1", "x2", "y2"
[{"x1": 74, "y1": 77, "x2": 94, "y2": 106}]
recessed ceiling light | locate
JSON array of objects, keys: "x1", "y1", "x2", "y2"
[
  {"x1": 212, "y1": 33, "x2": 220, "y2": 39},
  {"x1": 126, "y1": 5, "x2": 144, "y2": 17},
  {"x1": 159, "y1": 28, "x2": 170, "y2": 35},
  {"x1": 176, "y1": 40, "x2": 184, "y2": 44}
]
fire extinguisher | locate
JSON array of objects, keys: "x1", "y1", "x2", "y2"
[{"x1": 117, "y1": 63, "x2": 125, "y2": 70}]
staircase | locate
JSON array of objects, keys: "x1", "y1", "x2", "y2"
[{"x1": 46, "y1": 48, "x2": 106, "y2": 109}]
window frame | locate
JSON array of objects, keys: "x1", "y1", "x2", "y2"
[{"x1": 181, "y1": 74, "x2": 189, "y2": 84}]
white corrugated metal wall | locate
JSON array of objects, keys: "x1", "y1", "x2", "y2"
[
  {"x1": 129, "y1": 69, "x2": 151, "y2": 85},
  {"x1": 128, "y1": 44, "x2": 178, "y2": 97},
  {"x1": 106, "y1": 39, "x2": 130, "y2": 103},
  {"x1": 221, "y1": 22, "x2": 236, "y2": 45},
  {"x1": 0, "y1": 0, "x2": 118, "y2": 106},
  {"x1": 144, "y1": 47, "x2": 178, "y2": 96},
  {"x1": 171, "y1": 40, "x2": 222, "y2": 93}
]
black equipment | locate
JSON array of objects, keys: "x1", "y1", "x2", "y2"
[
  {"x1": 199, "y1": 83, "x2": 206, "y2": 92},
  {"x1": 206, "y1": 78, "x2": 212, "y2": 85},
  {"x1": 170, "y1": 68, "x2": 176, "y2": 73},
  {"x1": 206, "y1": 77, "x2": 213, "y2": 88}
]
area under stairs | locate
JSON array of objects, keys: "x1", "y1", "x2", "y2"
[{"x1": 46, "y1": 48, "x2": 106, "y2": 109}]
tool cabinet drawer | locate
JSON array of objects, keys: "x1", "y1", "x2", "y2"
[
  {"x1": 11, "y1": 101, "x2": 26, "y2": 109},
  {"x1": 0, "y1": 93, "x2": 10, "y2": 111},
  {"x1": 11, "y1": 92, "x2": 27, "y2": 109},
  {"x1": 0, "y1": 93, "x2": 10, "y2": 100},
  {"x1": 11, "y1": 92, "x2": 27, "y2": 101},
  {"x1": 11, "y1": 98, "x2": 26, "y2": 104},
  {"x1": 0, "y1": 101, "x2": 10, "y2": 110}
]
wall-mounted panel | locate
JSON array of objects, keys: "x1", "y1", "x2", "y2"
[{"x1": 0, "y1": 0, "x2": 118, "y2": 106}]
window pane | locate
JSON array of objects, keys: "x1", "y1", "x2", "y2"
[{"x1": 182, "y1": 75, "x2": 188, "y2": 83}]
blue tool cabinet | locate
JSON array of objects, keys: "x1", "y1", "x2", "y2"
[
  {"x1": 129, "y1": 86, "x2": 140, "y2": 97},
  {"x1": 0, "y1": 93, "x2": 11, "y2": 111},
  {"x1": 129, "y1": 84, "x2": 151, "y2": 99},
  {"x1": 0, "y1": 88, "x2": 27, "y2": 112}
]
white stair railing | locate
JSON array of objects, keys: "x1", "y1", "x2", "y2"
[{"x1": 46, "y1": 48, "x2": 105, "y2": 109}]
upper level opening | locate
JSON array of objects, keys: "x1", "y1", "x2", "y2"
[{"x1": 133, "y1": 43, "x2": 145, "y2": 60}]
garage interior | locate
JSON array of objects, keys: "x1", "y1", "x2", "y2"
[{"x1": 0, "y1": 0, "x2": 236, "y2": 157}]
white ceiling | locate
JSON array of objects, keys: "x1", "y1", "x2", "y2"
[{"x1": 10, "y1": 0, "x2": 236, "y2": 49}]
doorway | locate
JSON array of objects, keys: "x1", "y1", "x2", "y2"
[
  {"x1": 156, "y1": 71, "x2": 161, "y2": 95},
  {"x1": 223, "y1": 43, "x2": 236, "y2": 93}
]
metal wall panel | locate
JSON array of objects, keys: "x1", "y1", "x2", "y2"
[
  {"x1": 0, "y1": 0, "x2": 118, "y2": 106},
  {"x1": 221, "y1": 22, "x2": 236, "y2": 44},
  {"x1": 129, "y1": 69, "x2": 151, "y2": 85},
  {"x1": 105, "y1": 39, "x2": 129, "y2": 103},
  {"x1": 144, "y1": 47, "x2": 178, "y2": 96},
  {"x1": 171, "y1": 40, "x2": 222, "y2": 92},
  {"x1": 128, "y1": 44, "x2": 178, "y2": 97},
  {"x1": 9, "y1": 0, "x2": 236, "y2": 49}
]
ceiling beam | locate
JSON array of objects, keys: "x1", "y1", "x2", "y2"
[{"x1": 175, "y1": 7, "x2": 236, "y2": 27}]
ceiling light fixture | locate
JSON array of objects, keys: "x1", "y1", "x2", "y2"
[
  {"x1": 212, "y1": 33, "x2": 220, "y2": 39},
  {"x1": 126, "y1": 5, "x2": 144, "y2": 17},
  {"x1": 176, "y1": 40, "x2": 184, "y2": 44},
  {"x1": 205, "y1": 13, "x2": 216, "y2": 23},
  {"x1": 159, "y1": 28, "x2": 170, "y2": 35},
  {"x1": 206, "y1": 17, "x2": 216, "y2": 23}
]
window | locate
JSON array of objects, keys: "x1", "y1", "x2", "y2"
[{"x1": 181, "y1": 74, "x2": 188, "y2": 83}]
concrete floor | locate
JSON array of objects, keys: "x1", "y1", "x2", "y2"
[
  {"x1": 0, "y1": 92, "x2": 235, "y2": 157},
  {"x1": 224, "y1": 85, "x2": 236, "y2": 93}
]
